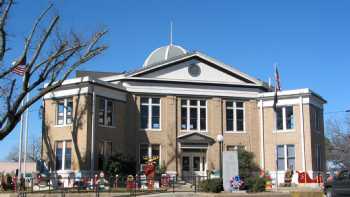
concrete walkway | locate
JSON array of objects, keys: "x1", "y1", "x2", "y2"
[{"x1": 0, "y1": 191, "x2": 324, "y2": 197}]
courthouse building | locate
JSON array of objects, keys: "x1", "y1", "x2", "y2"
[{"x1": 41, "y1": 44, "x2": 326, "y2": 183}]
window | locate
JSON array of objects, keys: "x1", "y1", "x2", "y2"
[
  {"x1": 139, "y1": 144, "x2": 161, "y2": 169},
  {"x1": 98, "y1": 98, "x2": 114, "y2": 127},
  {"x1": 276, "y1": 144, "x2": 295, "y2": 171},
  {"x1": 226, "y1": 101, "x2": 245, "y2": 132},
  {"x1": 140, "y1": 97, "x2": 160, "y2": 130},
  {"x1": 287, "y1": 145, "x2": 295, "y2": 170},
  {"x1": 55, "y1": 140, "x2": 72, "y2": 170},
  {"x1": 98, "y1": 141, "x2": 112, "y2": 170},
  {"x1": 181, "y1": 99, "x2": 206, "y2": 131},
  {"x1": 56, "y1": 98, "x2": 73, "y2": 125},
  {"x1": 226, "y1": 145, "x2": 245, "y2": 151},
  {"x1": 315, "y1": 144, "x2": 322, "y2": 170},
  {"x1": 314, "y1": 108, "x2": 322, "y2": 131},
  {"x1": 182, "y1": 156, "x2": 190, "y2": 171},
  {"x1": 275, "y1": 106, "x2": 294, "y2": 131}
]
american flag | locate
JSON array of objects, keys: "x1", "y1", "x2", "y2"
[
  {"x1": 273, "y1": 65, "x2": 281, "y2": 111},
  {"x1": 12, "y1": 55, "x2": 26, "y2": 76}
]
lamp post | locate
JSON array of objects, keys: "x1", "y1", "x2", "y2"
[{"x1": 216, "y1": 134, "x2": 224, "y2": 179}]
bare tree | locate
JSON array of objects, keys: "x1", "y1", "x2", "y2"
[
  {"x1": 0, "y1": 0, "x2": 108, "y2": 140},
  {"x1": 326, "y1": 115, "x2": 350, "y2": 168},
  {"x1": 6, "y1": 136, "x2": 41, "y2": 162}
]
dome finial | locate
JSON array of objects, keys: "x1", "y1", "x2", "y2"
[{"x1": 170, "y1": 21, "x2": 173, "y2": 46}]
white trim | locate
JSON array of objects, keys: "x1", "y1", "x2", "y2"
[
  {"x1": 132, "y1": 52, "x2": 263, "y2": 86},
  {"x1": 272, "y1": 129, "x2": 295, "y2": 133},
  {"x1": 44, "y1": 76, "x2": 124, "y2": 90},
  {"x1": 44, "y1": 87, "x2": 89, "y2": 99},
  {"x1": 44, "y1": 86, "x2": 127, "y2": 102},
  {"x1": 91, "y1": 89, "x2": 96, "y2": 172},
  {"x1": 53, "y1": 125, "x2": 73, "y2": 128},
  {"x1": 123, "y1": 81, "x2": 261, "y2": 98},
  {"x1": 299, "y1": 96, "x2": 306, "y2": 171}
]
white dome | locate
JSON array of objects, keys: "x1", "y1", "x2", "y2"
[{"x1": 143, "y1": 44, "x2": 187, "y2": 67}]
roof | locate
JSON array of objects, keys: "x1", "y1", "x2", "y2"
[
  {"x1": 143, "y1": 44, "x2": 187, "y2": 67},
  {"x1": 258, "y1": 88, "x2": 327, "y2": 103},
  {"x1": 76, "y1": 70, "x2": 124, "y2": 78},
  {"x1": 177, "y1": 132, "x2": 216, "y2": 144}
]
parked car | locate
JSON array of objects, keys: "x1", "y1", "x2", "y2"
[{"x1": 324, "y1": 170, "x2": 350, "y2": 197}]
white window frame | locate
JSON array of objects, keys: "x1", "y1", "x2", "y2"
[
  {"x1": 55, "y1": 140, "x2": 72, "y2": 171},
  {"x1": 139, "y1": 144, "x2": 161, "y2": 169},
  {"x1": 98, "y1": 98, "x2": 115, "y2": 128},
  {"x1": 274, "y1": 106, "x2": 295, "y2": 132},
  {"x1": 225, "y1": 101, "x2": 245, "y2": 133},
  {"x1": 180, "y1": 99, "x2": 207, "y2": 132},
  {"x1": 226, "y1": 145, "x2": 246, "y2": 151},
  {"x1": 276, "y1": 144, "x2": 295, "y2": 171},
  {"x1": 140, "y1": 97, "x2": 161, "y2": 131},
  {"x1": 55, "y1": 98, "x2": 73, "y2": 126}
]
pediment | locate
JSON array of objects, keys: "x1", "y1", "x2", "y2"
[
  {"x1": 177, "y1": 132, "x2": 215, "y2": 144},
  {"x1": 128, "y1": 53, "x2": 263, "y2": 86}
]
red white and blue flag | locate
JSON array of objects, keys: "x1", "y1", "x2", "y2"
[{"x1": 12, "y1": 55, "x2": 26, "y2": 76}]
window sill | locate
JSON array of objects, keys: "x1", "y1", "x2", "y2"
[
  {"x1": 54, "y1": 124, "x2": 73, "y2": 128},
  {"x1": 98, "y1": 124, "x2": 116, "y2": 129},
  {"x1": 225, "y1": 131, "x2": 247, "y2": 134},
  {"x1": 139, "y1": 129, "x2": 161, "y2": 132},
  {"x1": 180, "y1": 130, "x2": 208, "y2": 133},
  {"x1": 273, "y1": 129, "x2": 295, "y2": 133}
]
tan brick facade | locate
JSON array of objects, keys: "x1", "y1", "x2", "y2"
[
  {"x1": 42, "y1": 91, "x2": 325, "y2": 179},
  {"x1": 41, "y1": 50, "x2": 326, "y2": 185}
]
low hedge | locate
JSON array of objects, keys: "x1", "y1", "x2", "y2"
[
  {"x1": 199, "y1": 178, "x2": 223, "y2": 193},
  {"x1": 245, "y1": 175, "x2": 267, "y2": 193}
]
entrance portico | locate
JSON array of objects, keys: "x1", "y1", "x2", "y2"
[{"x1": 177, "y1": 132, "x2": 215, "y2": 180}]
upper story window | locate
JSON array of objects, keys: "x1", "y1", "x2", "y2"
[
  {"x1": 181, "y1": 99, "x2": 207, "y2": 132},
  {"x1": 98, "y1": 98, "x2": 114, "y2": 127},
  {"x1": 226, "y1": 101, "x2": 245, "y2": 132},
  {"x1": 276, "y1": 144, "x2": 295, "y2": 171},
  {"x1": 140, "y1": 97, "x2": 160, "y2": 130},
  {"x1": 56, "y1": 98, "x2": 73, "y2": 125},
  {"x1": 313, "y1": 107, "x2": 322, "y2": 131},
  {"x1": 55, "y1": 140, "x2": 72, "y2": 170},
  {"x1": 275, "y1": 106, "x2": 294, "y2": 131}
]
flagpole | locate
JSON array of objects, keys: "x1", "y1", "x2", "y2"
[
  {"x1": 18, "y1": 76, "x2": 25, "y2": 185},
  {"x1": 23, "y1": 93, "x2": 29, "y2": 178}
]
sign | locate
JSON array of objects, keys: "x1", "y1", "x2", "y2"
[{"x1": 223, "y1": 151, "x2": 239, "y2": 192}]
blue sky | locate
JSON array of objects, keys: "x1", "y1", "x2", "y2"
[{"x1": 0, "y1": 0, "x2": 349, "y2": 160}]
